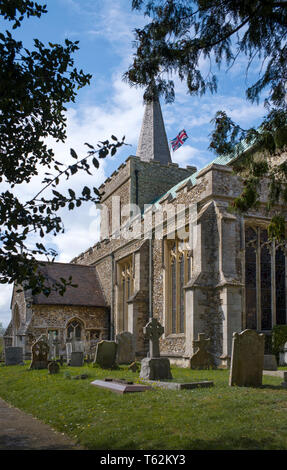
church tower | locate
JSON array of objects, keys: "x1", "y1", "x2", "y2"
[{"x1": 99, "y1": 98, "x2": 196, "y2": 239}]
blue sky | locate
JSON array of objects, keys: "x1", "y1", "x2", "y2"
[{"x1": 0, "y1": 0, "x2": 268, "y2": 327}]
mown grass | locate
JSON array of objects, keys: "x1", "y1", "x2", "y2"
[{"x1": 0, "y1": 363, "x2": 287, "y2": 450}]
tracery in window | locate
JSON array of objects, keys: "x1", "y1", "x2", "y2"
[
  {"x1": 67, "y1": 319, "x2": 83, "y2": 340},
  {"x1": 119, "y1": 257, "x2": 133, "y2": 332},
  {"x1": 245, "y1": 225, "x2": 287, "y2": 330},
  {"x1": 166, "y1": 236, "x2": 192, "y2": 334}
]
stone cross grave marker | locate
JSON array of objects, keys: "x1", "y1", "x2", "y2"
[
  {"x1": 143, "y1": 317, "x2": 164, "y2": 358},
  {"x1": 140, "y1": 318, "x2": 172, "y2": 380},
  {"x1": 190, "y1": 333, "x2": 215, "y2": 369}
]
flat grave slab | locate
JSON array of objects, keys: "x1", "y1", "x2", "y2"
[
  {"x1": 143, "y1": 380, "x2": 214, "y2": 390},
  {"x1": 263, "y1": 369, "x2": 287, "y2": 387},
  {"x1": 90, "y1": 378, "x2": 152, "y2": 394}
]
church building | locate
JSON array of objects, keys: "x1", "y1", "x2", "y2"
[{"x1": 5, "y1": 99, "x2": 287, "y2": 366}]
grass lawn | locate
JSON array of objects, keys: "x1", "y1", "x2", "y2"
[{"x1": 0, "y1": 363, "x2": 287, "y2": 450}]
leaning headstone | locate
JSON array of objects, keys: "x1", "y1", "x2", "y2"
[
  {"x1": 140, "y1": 318, "x2": 172, "y2": 381},
  {"x1": 94, "y1": 340, "x2": 118, "y2": 369},
  {"x1": 229, "y1": 329, "x2": 265, "y2": 387},
  {"x1": 48, "y1": 361, "x2": 60, "y2": 375},
  {"x1": 116, "y1": 331, "x2": 135, "y2": 364},
  {"x1": 29, "y1": 335, "x2": 49, "y2": 370},
  {"x1": 70, "y1": 351, "x2": 84, "y2": 367},
  {"x1": 190, "y1": 333, "x2": 216, "y2": 369},
  {"x1": 263, "y1": 354, "x2": 277, "y2": 371},
  {"x1": 4, "y1": 347, "x2": 23, "y2": 366}
]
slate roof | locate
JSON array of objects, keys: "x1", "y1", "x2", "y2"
[{"x1": 31, "y1": 262, "x2": 107, "y2": 307}]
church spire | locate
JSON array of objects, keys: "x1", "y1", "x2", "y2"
[{"x1": 136, "y1": 98, "x2": 172, "y2": 164}]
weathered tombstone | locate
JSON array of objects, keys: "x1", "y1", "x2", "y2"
[
  {"x1": 263, "y1": 354, "x2": 277, "y2": 371},
  {"x1": 229, "y1": 329, "x2": 265, "y2": 387},
  {"x1": 66, "y1": 342, "x2": 72, "y2": 363},
  {"x1": 30, "y1": 335, "x2": 49, "y2": 370},
  {"x1": 116, "y1": 331, "x2": 135, "y2": 364},
  {"x1": 94, "y1": 340, "x2": 118, "y2": 369},
  {"x1": 70, "y1": 351, "x2": 84, "y2": 367},
  {"x1": 190, "y1": 333, "x2": 216, "y2": 369},
  {"x1": 4, "y1": 347, "x2": 23, "y2": 366},
  {"x1": 140, "y1": 318, "x2": 172, "y2": 380},
  {"x1": 48, "y1": 361, "x2": 60, "y2": 374}
]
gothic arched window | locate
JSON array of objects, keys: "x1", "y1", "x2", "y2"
[
  {"x1": 166, "y1": 236, "x2": 192, "y2": 335},
  {"x1": 119, "y1": 256, "x2": 133, "y2": 332},
  {"x1": 67, "y1": 319, "x2": 83, "y2": 340},
  {"x1": 244, "y1": 225, "x2": 287, "y2": 331}
]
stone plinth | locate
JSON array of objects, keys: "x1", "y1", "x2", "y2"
[
  {"x1": 140, "y1": 357, "x2": 172, "y2": 381},
  {"x1": 144, "y1": 380, "x2": 214, "y2": 390}
]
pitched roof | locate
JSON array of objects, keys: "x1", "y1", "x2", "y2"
[{"x1": 31, "y1": 262, "x2": 107, "y2": 307}]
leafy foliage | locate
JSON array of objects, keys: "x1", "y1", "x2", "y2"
[
  {"x1": 126, "y1": 0, "x2": 287, "y2": 236},
  {"x1": 0, "y1": 1, "x2": 125, "y2": 295}
]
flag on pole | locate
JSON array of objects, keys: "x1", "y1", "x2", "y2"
[{"x1": 170, "y1": 129, "x2": 188, "y2": 151}]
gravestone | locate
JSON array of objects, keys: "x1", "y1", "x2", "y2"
[
  {"x1": 66, "y1": 342, "x2": 72, "y2": 363},
  {"x1": 116, "y1": 331, "x2": 135, "y2": 364},
  {"x1": 4, "y1": 347, "x2": 23, "y2": 366},
  {"x1": 190, "y1": 333, "x2": 216, "y2": 369},
  {"x1": 139, "y1": 318, "x2": 172, "y2": 381},
  {"x1": 48, "y1": 361, "x2": 60, "y2": 374},
  {"x1": 229, "y1": 329, "x2": 265, "y2": 387},
  {"x1": 29, "y1": 335, "x2": 50, "y2": 370},
  {"x1": 70, "y1": 351, "x2": 84, "y2": 367},
  {"x1": 48, "y1": 333, "x2": 56, "y2": 361},
  {"x1": 263, "y1": 354, "x2": 277, "y2": 371},
  {"x1": 94, "y1": 340, "x2": 118, "y2": 369}
]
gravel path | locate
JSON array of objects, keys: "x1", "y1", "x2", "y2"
[{"x1": 0, "y1": 398, "x2": 84, "y2": 450}]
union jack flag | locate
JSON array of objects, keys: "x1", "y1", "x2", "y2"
[{"x1": 170, "y1": 129, "x2": 188, "y2": 151}]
